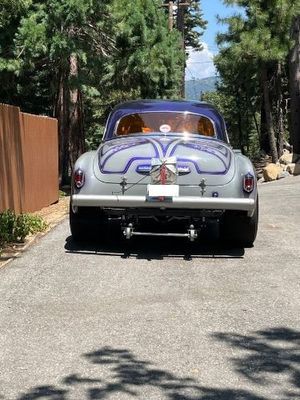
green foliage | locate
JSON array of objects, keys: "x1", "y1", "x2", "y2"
[
  {"x1": 0, "y1": 210, "x2": 15, "y2": 246},
  {"x1": 104, "y1": 0, "x2": 183, "y2": 99},
  {"x1": 211, "y1": 0, "x2": 300, "y2": 159},
  {"x1": 203, "y1": 90, "x2": 261, "y2": 159},
  {"x1": 184, "y1": 0, "x2": 207, "y2": 51},
  {"x1": 0, "y1": 210, "x2": 47, "y2": 249},
  {"x1": 162, "y1": 0, "x2": 207, "y2": 51},
  {"x1": 59, "y1": 190, "x2": 67, "y2": 198},
  {"x1": 0, "y1": 0, "x2": 188, "y2": 173},
  {"x1": 0, "y1": 0, "x2": 31, "y2": 29}
]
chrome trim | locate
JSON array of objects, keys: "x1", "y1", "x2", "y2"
[{"x1": 72, "y1": 194, "x2": 255, "y2": 213}]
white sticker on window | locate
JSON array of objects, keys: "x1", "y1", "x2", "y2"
[{"x1": 159, "y1": 124, "x2": 171, "y2": 133}]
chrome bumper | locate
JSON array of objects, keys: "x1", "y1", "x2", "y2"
[{"x1": 72, "y1": 194, "x2": 255, "y2": 213}]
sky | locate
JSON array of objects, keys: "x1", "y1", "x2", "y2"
[{"x1": 185, "y1": 0, "x2": 242, "y2": 80}]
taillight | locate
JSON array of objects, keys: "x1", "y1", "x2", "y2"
[
  {"x1": 243, "y1": 173, "x2": 254, "y2": 193},
  {"x1": 74, "y1": 169, "x2": 85, "y2": 188}
]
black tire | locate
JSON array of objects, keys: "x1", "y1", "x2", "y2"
[
  {"x1": 220, "y1": 198, "x2": 259, "y2": 248},
  {"x1": 69, "y1": 204, "x2": 107, "y2": 243}
]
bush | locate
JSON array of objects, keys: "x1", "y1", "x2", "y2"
[
  {"x1": 0, "y1": 210, "x2": 47, "y2": 251},
  {"x1": 0, "y1": 210, "x2": 15, "y2": 246}
]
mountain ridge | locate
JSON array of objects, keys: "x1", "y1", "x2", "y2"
[{"x1": 185, "y1": 76, "x2": 217, "y2": 100}]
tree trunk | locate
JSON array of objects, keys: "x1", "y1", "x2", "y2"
[
  {"x1": 289, "y1": 15, "x2": 300, "y2": 158},
  {"x1": 55, "y1": 69, "x2": 69, "y2": 185},
  {"x1": 276, "y1": 61, "x2": 284, "y2": 157},
  {"x1": 237, "y1": 107, "x2": 243, "y2": 152},
  {"x1": 259, "y1": 98, "x2": 270, "y2": 154},
  {"x1": 177, "y1": 1, "x2": 186, "y2": 98},
  {"x1": 68, "y1": 53, "x2": 85, "y2": 170},
  {"x1": 261, "y1": 64, "x2": 278, "y2": 163}
]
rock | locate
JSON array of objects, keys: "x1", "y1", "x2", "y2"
[
  {"x1": 287, "y1": 163, "x2": 300, "y2": 175},
  {"x1": 277, "y1": 170, "x2": 290, "y2": 179},
  {"x1": 279, "y1": 152, "x2": 293, "y2": 165},
  {"x1": 263, "y1": 163, "x2": 283, "y2": 181}
]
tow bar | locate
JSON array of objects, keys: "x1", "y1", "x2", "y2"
[{"x1": 123, "y1": 224, "x2": 198, "y2": 242}]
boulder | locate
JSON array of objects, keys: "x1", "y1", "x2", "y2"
[
  {"x1": 279, "y1": 152, "x2": 293, "y2": 165},
  {"x1": 263, "y1": 163, "x2": 283, "y2": 181},
  {"x1": 287, "y1": 163, "x2": 300, "y2": 176},
  {"x1": 277, "y1": 170, "x2": 290, "y2": 179}
]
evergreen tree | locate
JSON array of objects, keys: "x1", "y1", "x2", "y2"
[
  {"x1": 215, "y1": 0, "x2": 299, "y2": 162},
  {"x1": 0, "y1": 0, "x2": 31, "y2": 105},
  {"x1": 183, "y1": 0, "x2": 207, "y2": 51},
  {"x1": 162, "y1": 0, "x2": 206, "y2": 50},
  {"x1": 104, "y1": 0, "x2": 183, "y2": 100},
  {"x1": 13, "y1": 0, "x2": 115, "y2": 182},
  {"x1": 289, "y1": 14, "x2": 300, "y2": 157},
  {"x1": 0, "y1": 0, "x2": 184, "y2": 182}
]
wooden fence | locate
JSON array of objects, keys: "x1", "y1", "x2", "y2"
[{"x1": 0, "y1": 103, "x2": 58, "y2": 213}]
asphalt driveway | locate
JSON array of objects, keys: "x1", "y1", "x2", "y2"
[{"x1": 0, "y1": 176, "x2": 300, "y2": 400}]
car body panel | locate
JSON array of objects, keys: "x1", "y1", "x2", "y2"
[
  {"x1": 71, "y1": 100, "x2": 258, "y2": 223},
  {"x1": 95, "y1": 134, "x2": 235, "y2": 186}
]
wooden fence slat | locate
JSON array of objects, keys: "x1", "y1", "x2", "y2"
[{"x1": 0, "y1": 104, "x2": 59, "y2": 213}]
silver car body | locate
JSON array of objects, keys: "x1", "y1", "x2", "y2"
[{"x1": 70, "y1": 100, "x2": 258, "y2": 244}]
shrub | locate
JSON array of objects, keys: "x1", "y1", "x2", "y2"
[
  {"x1": 0, "y1": 210, "x2": 15, "y2": 246},
  {"x1": 0, "y1": 210, "x2": 47, "y2": 251}
]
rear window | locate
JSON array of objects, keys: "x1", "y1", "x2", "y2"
[{"x1": 115, "y1": 112, "x2": 215, "y2": 137}]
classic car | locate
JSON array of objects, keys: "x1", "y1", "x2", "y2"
[{"x1": 70, "y1": 100, "x2": 258, "y2": 246}]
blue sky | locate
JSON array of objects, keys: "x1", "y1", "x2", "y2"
[{"x1": 186, "y1": 0, "x2": 242, "y2": 80}]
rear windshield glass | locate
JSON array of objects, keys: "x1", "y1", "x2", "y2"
[{"x1": 115, "y1": 112, "x2": 215, "y2": 137}]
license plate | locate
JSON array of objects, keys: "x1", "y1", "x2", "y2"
[{"x1": 147, "y1": 184, "x2": 179, "y2": 198}]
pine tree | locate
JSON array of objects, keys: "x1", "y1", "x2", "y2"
[
  {"x1": 162, "y1": 0, "x2": 206, "y2": 50},
  {"x1": 13, "y1": 0, "x2": 115, "y2": 182},
  {"x1": 289, "y1": 14, "x2": 300, "y2": 157},
  {"x1": 103, "y1": 0, "x2": 184, "y2": 99},
  {"x1": 1, "y1": 0, "x2": 184, "y2": 182},
  {"x1": 183, "y1": 0, "x2": 207, "y2": 51},
  {"x1": 216, "y1": 0, "x2": 299, "y2": 162}
]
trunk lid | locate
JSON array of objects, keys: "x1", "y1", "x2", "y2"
[{"x1": 94, "y1": 134, "x2": 235, "y2": 186}]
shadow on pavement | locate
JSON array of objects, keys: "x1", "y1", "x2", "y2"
[
  {"x1": 64, "y1": 223, "x2": 245, "y2": 260},
  {"x1": 18, "y1": 345, "x2": 268, "y2": 400},
  {"x1": 212, "y1": 327, "x2": 300, "y2": 398},
  {"x1": 18, "y1": 327, "x2": 300, "y2": 399}
]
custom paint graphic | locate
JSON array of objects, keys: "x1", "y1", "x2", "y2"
[{"x1": 99, "y1": 135, "x2": 232, "y2": 176}]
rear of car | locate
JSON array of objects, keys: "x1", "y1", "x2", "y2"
[{"x1": 70, "y1": 101, "x2": 258, "y2": 246}]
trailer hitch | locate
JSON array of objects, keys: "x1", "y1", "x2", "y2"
[{"x1": 122, "y1": 224, "x2": 198, "y2": 241}]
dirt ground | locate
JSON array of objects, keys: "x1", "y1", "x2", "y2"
[{"x1": 0, "y1": 196, "x2": 70, "y2": 268}]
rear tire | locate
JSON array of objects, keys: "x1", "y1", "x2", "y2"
[
  {"x1": 69, "y1": 204, "x2": 107, "y2": 243},
  {"x1": 220, "y1": 198, "x2": 259, "y2": 247}
]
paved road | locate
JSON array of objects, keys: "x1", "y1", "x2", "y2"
[{"x1": 1, "y1": 177, "x2": 300, "y2": 400}]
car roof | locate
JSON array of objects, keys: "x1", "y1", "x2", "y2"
[{"x1": 104, "y1": 100, "x2": 228, "y2": 141}]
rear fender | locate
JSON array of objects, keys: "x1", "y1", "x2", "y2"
[
  {"x1": 72, "y1": 151, "x2": 97, "y2": 194},
  {"x1": 234, "y1": 150, "x2": 258, "y2": 214}
]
